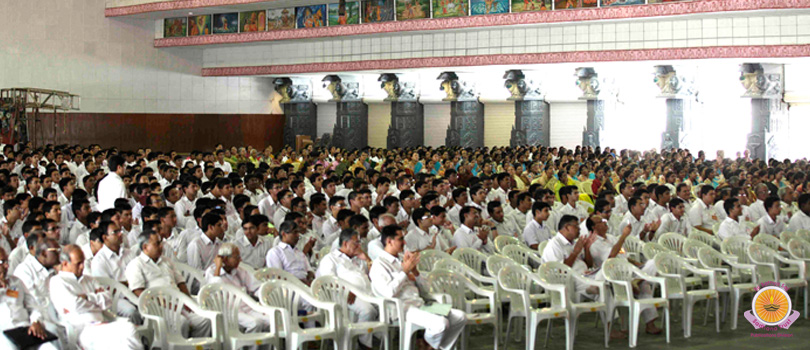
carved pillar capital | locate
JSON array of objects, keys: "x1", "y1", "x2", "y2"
[
  {"x1": 273, "y1": 77, "x2": 312, "y2": 103},
  {"x1": 378, "y1": 73, "x2": 419, "y2": 102},
  {"x1": 504, "y1": 70, "x2": 544, "y2": 101},
  {"x1": 575, "y1": 67, "x2": 600, "y2": 100},
  {"x1": 740, "y1": 63, "x2": 784, "y2": 98},
  {"x1": 322, "y1": 75, "x2": 361, "y2": 102},
  {"x1": 437, "y1": 71, "x2": 478, "y2": 102},
  {"x1": 653, "y1": 65, "x2": 696, "y2": 98}
]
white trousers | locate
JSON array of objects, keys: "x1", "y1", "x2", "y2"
[
  {"x1": 117, "y1": 298, "x2": 143, "y2": 325},
  {"x1": 78, "y1": 320, "x2": 143, "y2": 350},
  {"x1": 348, "y1": 299, "x2": 378, "y2": 348},
  {"x1": 239, "y1": 309, "x2": 271, "y2": 333},
  {"x1": 406, "y1": 308, "x2": 467, "y2": 350},
  {"x1": 181, "y1": 310, "x2": 212, "y2": 338},
  {"x1": 638, "y1": 259, "x2": 660, "y2": 323}
]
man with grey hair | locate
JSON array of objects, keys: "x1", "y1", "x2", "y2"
[
  {"x1": 0, "y1": 246, "x2": 59, "y2": 350},
  {"x1": 367, "y1": 213, "x2": 396, "y2": 261},
  {"x1": 203, "y1": 242, "x2": 268, "y2": 334},
  {"x1": 13, "y1": 238, "x2": 60, "y2": 312},
  {"x1": 49, "y1": 244, "x2": 142, "y2": 350},
  {"x1": 265, "y1": 221, "x2": 314, "y2": 285},
  {"x1": 316, "y1": 229, "x2": 376, "y2": 350},
  {"x1": 747, "y1": 184, "x2": 770, "y2": 222}
]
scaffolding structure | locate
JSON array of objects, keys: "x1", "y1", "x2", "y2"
[{"x1": 0, "y1": 88, "x2": 80, "y2": 147}]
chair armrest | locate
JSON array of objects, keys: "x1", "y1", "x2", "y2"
[
  {"x1": 348, "y1": 288, "x2": 388, "y2": 324},
  {"x1": 572, "y1": 274, "x2": 606, "y2": 303},
  {"x1": 774, "y1": 255, "x2": 807, "y2": 280},
  {"x1": 241, "y1": 297, "x2": 285, "y2": 334},
  {"x1": 465, "y1": 282, "x2": 496, "y2": 299},
  {"x1": 425, "y1": 292, "x2": 452, "y2": 304},
  {"x1": 634, "y1": 271, "x2": 668, "y2": 298},
  {"x1": 142, "y1": 313, "x2": 169, "y2": 349},
  {"x1": 684, "y1": 265, "x2": 718, "y2": 290},
  {"x1": 603, "y1": 278, "x2": 634, "y2": 304},
  {"x1": 750, "y1": 259, "x2": 779, "y2": 282}
]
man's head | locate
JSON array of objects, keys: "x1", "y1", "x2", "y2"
[
  {"x1": 586, "y1": 214, "x2": 608, "y2": 237},
  {"x1": 669, "y1": 198, "x2": 686, "y2": 219},
  {"x1": 35, "y1": 238, "x2": 61, "y2": 269},
  {"x1": 59, "y1": 244, "x2": 86, "y2": 278},
  {"x1": 217, "y1": 243, "x2": 241, "y2": 273},
  {"x1": 765, "y1": 196, "x2": 781, "y2": 218},
  {"x1": 723, "y1": 197, "x2": 742, "y2": 218},
  {"x1": 137, "y1": 231, "x2": 163, "y2": 261},
  {"x1": 699, "y1": 185, "x2": 716, "y2": 205},
  {"x1": 380, "y1": 225, "x2": 405, "y2": 255},
  {"x1": 628, "y1": 196, "x2": 644, "y2": 218},
  {"x1": 487, "y1": 201, "x2": 505, "y2": 223},
  {"x1": 531, "y1": 201, "x2": 551, "y2": 222},
  {"x1": 278, "y1": 221, "x2": 300, "y2": 247},
  {"x1": 338, "y1": 229, "x2": 362, "y2": 258},
  {"x1": 201, "y1": 213, "x2": 225, "y2": 241},
  {"x1": 557, "y1": 215, "x2": 581, "y2": 242},
  {"x1": 459, "y1": 206, "x2": 481, "y2": 227}
]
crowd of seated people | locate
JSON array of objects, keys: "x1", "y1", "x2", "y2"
[{"x1": 0, "y1": 141, "x2": 807, "y2": 350}]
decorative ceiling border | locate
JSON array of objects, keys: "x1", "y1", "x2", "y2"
[
  {"x1": 153, "y1": 0, "x2": 810, "y2": 48},
  {"x1": 107, "y1": 0, "x2": 277, "y2": 17},
  {"x1": 201, "y1": 44, "x2": 810, "y2": 76}
]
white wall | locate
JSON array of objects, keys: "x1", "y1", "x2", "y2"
[
  {"x1": 0, "y1": 0, "x2": 272, "y2": 114},
  {"x1": 424, "y1": 103, "x2": 452, "y2": 147},
  {"x1": 549, "y1": 102, "x2": 587, "y2": 149},
  {"x1": 316, "y1": 103, "x2": 337, "y2": 137}
]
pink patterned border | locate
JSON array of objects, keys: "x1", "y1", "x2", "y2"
[
  {"x1": 152, "y1": 0, "x2": 810, "y2": 47},
  {"x1": 107, "y1": 0, "x2": 278, "y2": 17},
  {"x1": 201, "y1": 45, "x2": 810, "y2": 76}
]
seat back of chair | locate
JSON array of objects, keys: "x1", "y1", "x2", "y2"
[
  {"x1": 486, "y1": 255, "x2": 518, "y2": 278},
  {"x1": 434, "y1": 258, "x2": 467, "y2": 275},
  {"x1": 140, "y1": 287, "x2": 192, "y2": 336},
  {"x1": 497, "y1": 265, "x2": 532, "y2": 313},
  {"x1": 427, "y1": 269, "x2": 469, "y2": 310},
  {"x1": 453, "y1": 248, "x2": 487, "y2": 271},
  {"x1": 311, "y1": 276, "x2": 351, "y2": 323},
  {"x1": 502, "y1": 244, "x2": 532, "y2": 266},
  {"x1": 654, "y1": 252, "x2": 687, "y2": 293},
  {"x1": 494, "y1": 235, "x2": 519, "y2": 253},
  {"x1": 697, "y1": 247, "x2": 724, "y2": 269},
  {"x1": 418, "y1": 250, "x2": 452, "y2": 273},
  {"x1": 797, "y1": 229, "x2": 810, "y2": 242},
  {"x1": 198, "y1": 283, "x2": 246, "y2": 333},
  {"x1": 602, "y1": 258, "x2": 638, "y2": 303},
  {"x1": 683, "y1": 239, "x2": 711, "y2": 260},
  {"x1": 753, "y1": 234, "x2": 781, "y2": 251},
  {"x1": 95, "y1": 277, "x2": 139, "y2": 315},
  {"x1": 255, "y1": 267, "x2": 310, "y2": 290},
  {"x1": 689, "y1": 229, "x2": 716, "y2": 247},
  {"x1": 623, "y1": 235, "x2": 644, "y2": 257},
  {"x1": 722, "y1": 236, "x2": 752, "y2": 263},
  {"x1": 537, "y1": 262, "x2": 574, "y2": 303},
  {"x1": 259, "y1": 280, "x2": 309, "y2": 332},
  {"x1": 748, "y1": 242, "x2": 776, "y2": 264},
  {"x1": 642, "y1": 242, "x2": 670, "y2": 261},
  {"x1": 175, "y1": 262, "x2": 205, "y2": 295},
  {"x1": 658, "y1": 233, "x2": 686, "y2": 255},
  {"x1": 787, "y1": 238, "x2": 810, "y2": 260},
  {"x1": 780, "y1": 231, "x2": 797, "y2": 247}
]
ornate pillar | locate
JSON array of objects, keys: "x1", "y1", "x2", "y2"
[
  {"x1": 504, "y1": 70, "x2": 550, "y2": 147},
  {"x1": 379, "y1": 73, "x2": 424, "y2": 149},
  {"x1": 740, "y1": 63, "x2": 786, "y2": 161},
  {"x1": 439, "y1": 72, "x2": 484, "y2": 148},
  {"x1": 323, "y1": 75, "x2": 367, "y2": 150},
  {"x1": 654, "y1": 65, "x2": 696, "y2": 151},
  {"x1": 576, "y1": 68, "x2": 603, "y2": 148},
  {"x1": 274, "y1": 78, "x2": 316, "y2": 147}
]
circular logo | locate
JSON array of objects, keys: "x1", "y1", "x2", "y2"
[{"x1": 751, "y1": 286, "x2": 792, "y2": 326}]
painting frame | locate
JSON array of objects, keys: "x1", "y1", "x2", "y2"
[
  {"x1": 361, "y1": 0, "x2": 395, "y2": 23},
  {"x1": 212, "y1": 13, "x2": 239, "y2": 34},
  {"x1": 187, "y1": 15, "x2": 211, "y2": 36},
  {"x1": 396, "y1": 0, "x2": 430, "y2": 21},
  {"x1": 239, "y1": 10, "x2": 266, "y2": 32},
  {"x1": 164, "y1": 17, "x2": 187, "y2": 38},
  {"x1": 296, "y1": 4, "x2": 328, "y2": 29},
  {"x1": 470, "y1": 0, "x2": 509, "y2": 15},
  {"x1": 511, "y1": 0, "x2": 551, "y2": 12},
  {"x1": 432, "y1": 0, "x2": 469, "y2": 19},
  {"x1": 267, "y1": 8, "x2": 296, "y2": 31},
  {"x1": 328, "y1": 1, "x2": 361, "y2": 26}
]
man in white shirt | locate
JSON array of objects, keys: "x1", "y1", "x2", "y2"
[
  {"x1": 309, "y1": 195, "x2": 329, "y2": 237},
  {"x1": 655, "y1": 198, "x2": 692, "y2": 237},
  {"x1": 618, "y1": 197, "x2": 659, "y2": 242},
  {"x1": 87, "y1": 223, "x2": 140, "y2": 323},
  {"x1": 204, "y1": 243, "x2": 268, "y2": 333},
  {"x1": 322, "y1": 196, "x2": 347, "y2": 243},
  {"x1": 647, "y1": 186, "x2": 671, "y2": 222},
  {"x1": 747, "y1": 184, "x2": 771, "y2": 223},
  {"x1": 688, "y1": 185, "x2": 718, "y2": 234},
  {"x1": 540, "y1": 215, "x2": 596, "y2": 288},
  {"x1": 467, "y1": 186, "x2": 489, "y2": 221},
  {"x1": 13, "y1": 238, "x2": 60, "y2": 312},
  {"x1": 0, "y1": 247, "x2": 58, "y2": 350},
  {"x1": 405, "y1": 208, "x2": 449, "y2": 254},
  {"x1": 757, "y1": 196, "x2": 787, "y2": 237},
  {"x1": 96, "y1": 155, "x2": 128, "y2": 212},
  {"x1": 446, "y1": 189, "x2": 467, "y2": 228},
  {"x1": 174, "y1": 179, "x2": 199, "y2": 230},
  {"x1": 523, "y1": 202, "x2": 552, "y2": 249},
  {"x1": 257, "y1": 179, "x2": 282, "y2": 220},
  {"x1": 613, "y1": 182, "x2": 635, "y2": 216},
  {"x1": 213, "y1": 150, "x2": 232, "y2": 174},
  {"x1": 186, "y1": 213, "x2": 226, "y2": 270},
  {"x1": 508, "y1": 192, "x2": 532, "y2": 233},
  {"x1": 717, "y1": 198, "x2": 760, "y2": 241},
  {"x1": 486, "y1": 174, "x2": 509, "y2": 205},
  {"x1": 235, "y1": 216, "x2": 272, "y2": 269},
  {"x1": 557, "y1": 186, "x2": 589, "y2": 223},
  {"x1": 316, "y1": 229, "x2": 378, "y2": 349},
  {"x1": 488, "y1": 201, "x2": 520, "y2": 238},
  {"x1": 265, "y1": 221, "x2": 316, "y2": 285},
  {"x1": 367, "y1": 213, "x2": 396, "y2": 262},
  {"x1": 125, "y1": 231, "x2": 211, "y2": 337},
  {"x1": 453, "y1": 206, "x2": 494, "y2": 253},
  {"x1": 272, "y1": 189, "x2": 294, "y2": 229},
  {"x1": 49, "y1": 244, "x2": 142, "y2": 350},
  {"x1": 369, "y1": 225, "x2": 466, "y2": 350},
  {"x1": 585, "y1": 216, "x2": 662, "y2": 335},
  {"x1": 788, "y1": 193, "x2": 810, "y2": 232}
]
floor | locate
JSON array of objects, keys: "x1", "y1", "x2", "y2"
[{"x1": 455, "y1": 300, "x2": 809, "y2": 350}]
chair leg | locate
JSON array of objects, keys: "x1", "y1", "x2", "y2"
[
  {"x1": 730, "y1": 289, "x2": 741, "y2": 330},
  {"x1": 682, "y1": 299, "x2": 690, "y2": 338},
  {"x1": 805, "y1": 287, "x2": 809, "y2": 320},
  {"x1": 543, "y1": 319, "x2": 551, "y2": 348},
  {"x1": 629, "y1": 306, "x2": 641, "y2": 348},
  {"x1": 714, "y1": 298, "x2": 721, "y2": 333},
  {"x1": 504, "y1": 316, "x2": 513, "y2": 350},
  {"x1": 526, "y1": 316, "x2": 537, "y2": 350},
  {"x1": 664, "y1": 307, "x2": 671, "y2": 344},
  {"x1": 565, "y1": 319, "x2": 572, "y2": 350},
  {"x1": 601, "y1": 311, "x2": 609, "y2": 348}
]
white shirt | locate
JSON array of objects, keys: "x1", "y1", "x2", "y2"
[
  {"x1": 405, "y1": 226, "x2": 436, "y2": 253},
  {"x1": 124, "y1": 253, "x2": 184, "y2": 291},
  {"x1": 540, "y1": 232, "x2": 587, "y2": 274},
  {"x1": 273, "y1": 206, "x2": 291, "y2": 228},
  {"x1": 369, "y1": 250, "x2": 423, "y2": 311},
  {"x1": 452, "y1": 224, "x2": 492, "y2": 253},
  {"x1": 588, "y1": 234, "x2": 623, "y2": 268},
  {"x1": 174, "y1": 195, "x2": 197, "y2": 229},
  {"x1": 12, "y1": 255, "x2": 52, "y2": 306},
  {"x1": 647, "y1": 202, "x2": 669, "y2": 222},
  {"x1": 311, "y1": 213, "x2": 328, "y2": 237},
  {"x1": 0, "y1": 276, "x2": 42, "y2": 329},
  {"x1": 90, "y1": 245, "x2": 135, "y2": 283},
  {"x1": 322, "y1": 216, "x2": 341, "y2": 242},
  {"x1": 493, "y1": 216, "x2": 520, "y2": 238},
  {"x1": 656, "y1": 212, "x2": 691, "y2": 237},
  {"x1": 69, "y1": 221, "x2": 91, "y2": 246},
  {"x1": 788, "y1": 210, "x2": 810, "y2": 232},
  {"x1": 97, "y1": 172, "x2": 127, "y2": 212},
  {"x1": 367, "y1": 237, "x2": 386, "y2": 262},
  {"x1": 617, "y1": 212, "x2": 648, "y2": 241},
  {"x1": 214, "y1": 161, "x2": 232, "y2": 174},
  {"x1": 748, "y1": 199, "x2": 768, "y2": 223},
  {"x1": 717, "y1": 217, "x2": 748, "y2": 241},
  {"x1": 756, "y1": 214, "x2": 786, "y2": 237},
  {"x1": 315, "y1": 250, "x2": 371, "y2": 291},
  {"x1": 187, "y1": 233, "x2": 223, "y2": 270},
  {"x1": 523, "y1": 219, "x2": 551, "y2": 247},
  {"x1": 688, "y1": 199, "x2": 717, "y2": 229},
  {"x1": 258, "y1": 195, "x2": 279, "y2": 220},
  {"x1": 204, "y1": 265, "x2": 261, "y2": 298},
  {"x1": 265, "y1": 242, "x2": 312, "y2": 281},
  {"x1": 558, "y1": 203, "x2": 588, "y2": 222},
  {"x1": 447, "y1": 204, "x2": 463, "y2": 228},
  {"x1": 487, "y1": 188, "x2": 508, "y2": 205},
  {"x1": 235, "y1": 235, "x2": 272, "y2": 269},
  {"x1": 508, "y1": 209, "x2": 528, "y2": 234},
  {"x1": 614, "y1": 195, "x2": 629, "y2": 216},
  {"x1": 49, "y1": 272, "x2": 111, "y2": 327}
]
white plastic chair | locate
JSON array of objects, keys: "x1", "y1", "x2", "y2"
[
  {"x1": 426, "y1": 269, "x2": 499, "y2": 350},
  {"x1": 498, "y1": 264, "x2": 570, "y2": 350},
  {"x1": 453, "y1": 247, "x2": 489, "y2": 272},
  {"x1": 682, "y1": 239, "x2": 711, "y2": 261},
  {"x1": 494, "y1": 235, "x2": 521, "y2": 254},
  {"x1": 787, "y1": 238, "x2": 810, "y2": 319},
  {"x1": 95, "y1": 277, "x2": 153, "y2": 345},
  {"x1": 697, "y1": 247, "x2": 759, "y2": 329},
  {"x1": 601, "y1": 258, "x2": 671, "y2": 348},
  {"x1": 641, "y1": 242, "x2": 670, "y2": 262},
  {"x1": 198, "y1": 283, "x2": 283, "y2": 350},
  {"x1": 258, "y1": 280, "x2": 340, "y2": 350},
  {"x1": 688, "y1": 229, "x2": 721, "y2": 249},
  {"x1": 310, "y1": 276, "x2": 390, "y2": 350},
  {"x1": 416, "y1": 249, "x2": 452, "y2": 274},
  {"x1": 747, "y1": 243, "x2": 808, "y2": 319},
  {"x1": 797, "y1": 229, "x2": 810, "y2": 242},
  {"x1": 139, "y1": 286, "x2": 223, "y2": 350},
  {"x1": 175, "y1": 261, "x2": 206, "y2": 295},
  {"x1": 501, "y1": 244, "x2": 543, "y2": 269},
  {"x1": 654, "y1": 252, "x2": 720, "y2": 338},
  {"x1": 622, "y1": 235, "x2": 645, "y2": 262},
  {"x1": 537, "y1": 262, "x2": 608, "y2": 349},
  {"x1": 486, "y1": 255, "x2": 545, "y2": 344},
  {"x1": 254, "y1": 268, "x2": 324, "y2": 325},
  {"x1": 434, "y1": 258, "x2": 497, "y2": 314},
  {"x1": 780, "y1": 230, "x2": 798, "y2": 247},
  {"x1": 657, "y1": 233, "x2": 694, "y2": 262},
  {"x1": 755, "y1": 234, "x2": 798, "y2": 277}
]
